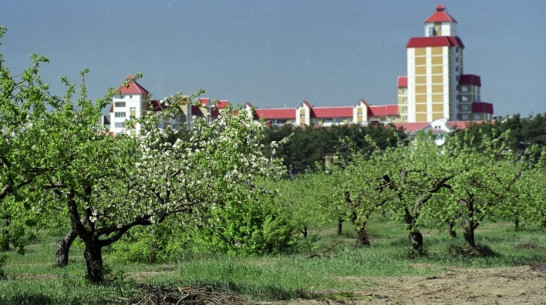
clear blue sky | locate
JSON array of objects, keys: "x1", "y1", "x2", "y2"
[{"x1": 1, "y1": 0, "x2": 545, "y2": 117}]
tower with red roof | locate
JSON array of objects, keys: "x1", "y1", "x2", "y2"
[
  {"x1": 109, "y1": 75, "x2": 151, "y2": 135},
  {"x1": 398, "y1": 4, "x2": 493, "y2": 123}
]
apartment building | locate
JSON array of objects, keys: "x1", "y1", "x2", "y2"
[
  {"x1": 398, "y1": 4, "x2": 493, "y2": 123},
  {"x1": 105, "y1": 5, "x2": 494, "y2": 134}
]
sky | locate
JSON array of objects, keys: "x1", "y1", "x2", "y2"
[{"x1": 1, "y1": 0, "x2": 545, "y2": 118}]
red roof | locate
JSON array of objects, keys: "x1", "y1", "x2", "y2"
[
  {"x1": 118, "y1": 75, "x2": 150, "y2": 95},
  {"x1": 472, "y1": 102, "x2": 494, "y2": 114},
  {"x1": 459, "y1": 74, "x2": 481, "y2": 87},
  {"x1": 312, "y1": 107, "x2": 353, "y2": 118},
  {"x1": 393, "y1": 122, "x2": 430, "y2": 132},
  {"x1": 407, "y1": 36, "x2": 464, "y2": 48},
  {"x1": 198, "y1": 98, "x2": 210, "y2": 106},
  {"x1": 397, "y1": 76, "x2": 408, "y2": 88},
  {"x1": 256, "y1": 108, "x2": 295, "y2": 120},
  {"x1": 425, "y1": 4, "x2": 457, "y2": 23},
  {"x1": 300, "y1": 101, "x2": 312, "y2": 108},
  {"x1": 215, "y1": 100, "x2": 229, "y2": 109},
  {"x1": 369, "y1": 105, "x2": 398, "y2": 117},
  {"x1": 447, "y1": 121, "x2": 472, "y2": 129}
]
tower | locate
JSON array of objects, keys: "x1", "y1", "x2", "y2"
[
  {"x1": 406, "y1": 4, "x2": 462, "y2": 122},
  {"x1": 109, "y1": 75, "x2": 150, "y2": 136},
  {"x1": 398, "y1": 5, "x2": 493, "y2": 123}
]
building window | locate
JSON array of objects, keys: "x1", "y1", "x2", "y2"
[
  {"x1": 114, "y1": 122, "x2": 124, "y2": 128},
  {"x1": 130, "y1": 107, "x2": 136, "y2": 117},
  {"x1": 300, "y1": 114, "x2": 305, "y2": 118},
  {"x1": 402, "y1": 98, "x2": 407, "y2": 103},
  {"x1": 427, "y1": 26, "x2": 436, "y2": 36},
  {"x1": 402, "y1": 107, "x2": 407, "y2": 113},
  {"x1": 115, "y1": 102, "x2": 126, "y2": 107},
  {"x1": 402, "y1": 88, "x2": 408, "y2": 94},
  {"x1": 115, "y1": 112, "x2": 126, "y2": 118},
  {"x1": 403, "y1": 116, "x2": 408, "y2": 122}
]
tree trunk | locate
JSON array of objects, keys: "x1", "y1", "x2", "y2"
[
  {"x1": 337, "y1": 218, "x2": 343, "y2": 235},
  {"x1": 84, "y1": 240, "x2": 105, "y2": 283},
  {"x1": 409, "y1": 230, "x2": 423, "y2": 251},
  {"x1": 404, "y1": 208, "x2": 423, "y2": 252},
  {"x1": 55, "y1": 228, "x2": 78, "y2": 267},
  {"x1": 354, "y1": 224, "x2": 370, "y2": 247},
  {"x1": 448, "y1": 220, "x2": 457, "y2": 238},
  {"x1": 301, "y1": 226, "x2": 308, "y2": 239},
  {"x1": 1, "y1": 217, "x2": 10, "y2": 252},
  {"x1": 514, "y1": 216, "x2": 520, "y2": 231},
  {"x1": 463, "y1": 219, "x2": 476, "y2": 248}
]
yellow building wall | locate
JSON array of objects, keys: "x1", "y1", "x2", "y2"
[
  {"x1": 431, "y1": 47, "x2": 443, "y2": 55},
  {"x1": 432, "y1": 113, "x2": 444, "y2": 120},
  {"x1": 415, "y1": 75, "x2": 427, "y2": 84},
  {"x1": 415, "y1": 66, "x2": 427, "y2": 74},
  {"x1": 432, "y1": 85, "x2": 444, "y2": 93},
  {"x1": 416, "y1": 113, "x2": 428, "y2": 122},
  {"x1": 431, "y1": 94, "x2": 443, "y2": 102},
  {"x1": 431, "y1": 66, "x2": 443, "y2": 74},
  {"x1": 432, "y1": 104, "x2": 444, "y2": 112},
  {"x1": 416, "y1": 95, "x2": 427, "y2": 103},
  {"x1": 415, "y1": 85, "x2": 427, "y2": 94},
  {"x1": 431, "y1": 56, "x2": 443, "y2": 65},
  {"x1": 415, "y1": 48, "x2": 426, "y2": 56},
  {"x1": 415, "y1": 57, "x2": 426, "y2": 65},
  {"x1": 431, "y1": 75, "x2": 443, "y2": 83},
  {"x1": 416, "y1": 104, "x2": 427, "y2": 112}
]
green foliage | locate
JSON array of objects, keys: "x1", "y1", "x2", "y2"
[
  {"x1": 110, "y1": 220, "x2": 192, "y2": 263},
  {"x1": 194, "y1": 192, "x2": 298, "y2": 255}
]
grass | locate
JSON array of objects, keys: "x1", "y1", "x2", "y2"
[{"x1": 1, "y1": 219, "x2": 545, "y2": 304}]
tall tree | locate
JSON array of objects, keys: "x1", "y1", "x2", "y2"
[{"x1": 0, "y1": 26, "x2": 60, "y2": 252}]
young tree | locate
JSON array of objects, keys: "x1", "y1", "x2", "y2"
[
  {"x1": 443, "y1": 130, "x2": 522, "y2": 248},
  {"x1": 331, "y1": 148, "x2": 393, "y2": 247}
]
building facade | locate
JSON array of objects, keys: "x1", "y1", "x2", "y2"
[
  {"x1": 105, "y1": 5, "x2": 494, "y2": 134},
  {"x1": 398, "y1": 4, "x2": 493, "y2": 123}
]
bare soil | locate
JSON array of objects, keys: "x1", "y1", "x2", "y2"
[{"x1": 258, "y1": 264, "x2": 546, "y2": 305}]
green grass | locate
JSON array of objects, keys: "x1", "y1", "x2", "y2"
[{"x1": 1, "y1": 219, "x2": 545, "y2": 304}]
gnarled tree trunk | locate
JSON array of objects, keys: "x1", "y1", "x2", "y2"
[
  {"x1": 55, "y1": 228, "x2": 78, "y2": 267},
  {"x1": 83, "y1": 239, "x2": 104, "y2": 283},
  {"x1": 405, "y1": 208, "x2": 424, "y2": 252},
  {"x1": 448, "y1": 220, "x2": 457, "y2": 238},
  {"x1": 463, "y1": 218, "x2": 477, "y2": 248},
  {"x1": 0, "y1": 217, "x2": 10, "y2": 252},
  {"x1": 355, "y1": 224, "x2": 371, "y2": 247}
]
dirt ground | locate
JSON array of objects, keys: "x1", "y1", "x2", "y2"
[{"x1": 258, "y1": 264, "x2": 546, "y2": 305}]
